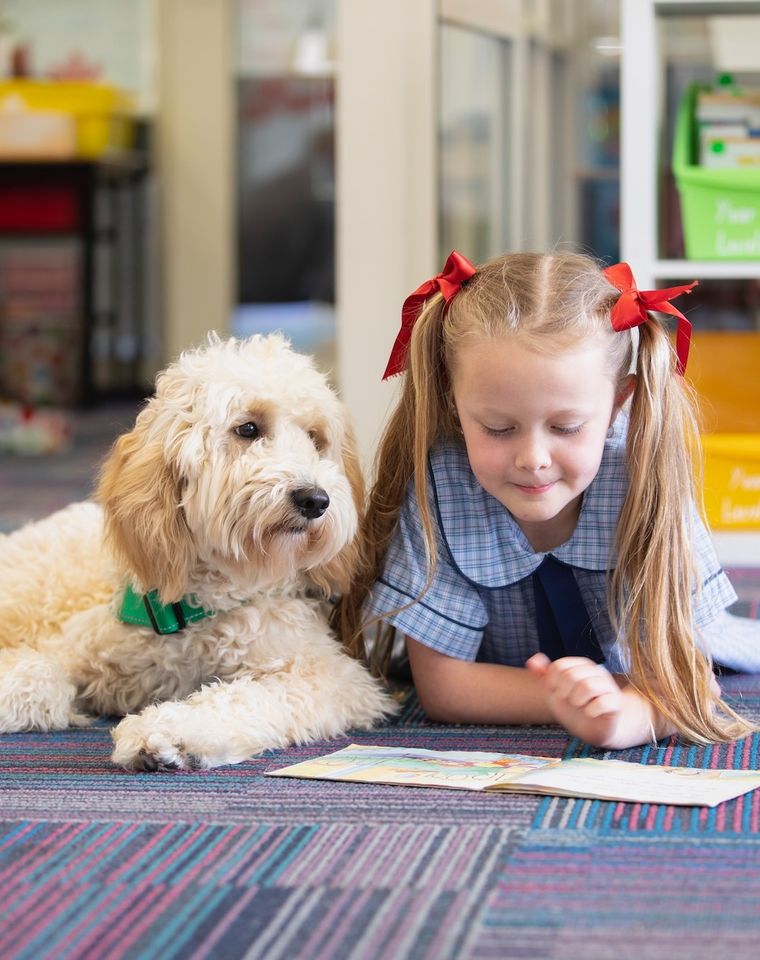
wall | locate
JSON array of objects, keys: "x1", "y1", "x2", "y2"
[
  {"x1": 157, "y1": 0, "x2": 234, "y2": 359},
  {"x1": 336, "y1": 0, "x2": 437, "y2": 468}
]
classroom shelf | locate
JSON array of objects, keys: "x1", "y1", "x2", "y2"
[
  {"x1": 0, "y1": 155, "x2": 149, "y2": 406},
  {"x1": 652, "y1": 259, "x2": 760, "y2": 280},
  {"x1": 621, "y1": 0, "x2": 760, "y2": 565}
]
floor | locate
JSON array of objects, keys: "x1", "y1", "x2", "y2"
[{"x1": 0, "y1": 402, "x2": 140, "y2": 534}]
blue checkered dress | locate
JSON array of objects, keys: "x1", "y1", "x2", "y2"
[{"x1": 364, "y1": 419, "x2": 737, "y2": 672}]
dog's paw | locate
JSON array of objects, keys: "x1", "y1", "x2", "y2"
[
  {"x1": 111, "y1": 711, "x2": 210, "y2": 772},
  {"x1": 0, "y1": 648, "x2": 91, "y2": 732}
]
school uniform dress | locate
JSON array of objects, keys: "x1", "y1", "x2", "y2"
[{"x1": 364, "y1": 420, "x2": 738, "y2": 673}]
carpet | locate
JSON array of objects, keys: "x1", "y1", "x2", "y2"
[
  {"x1": 0, "y1": 402, "x2": 139, "y2": 534},
  {"x1": 1, "y1": 665, "x2": 760, "y2": 960}
]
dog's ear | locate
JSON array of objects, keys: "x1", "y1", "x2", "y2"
[
  {"x1": 310, "y1": 419, "x2": 365, "y2": 598},
  {"x1": 97, "y1": 407, "x2": 194, "y2": 603}
]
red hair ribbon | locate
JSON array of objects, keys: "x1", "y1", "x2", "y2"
[
  {"x1": 382, "y1": 250, "x2": 477, "y2": 380},
  {"x1": 602, "y1": 262, "x2": 698, "y2": 375}
]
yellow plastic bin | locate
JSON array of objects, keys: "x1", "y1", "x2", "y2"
[
  {"x1": 701, "y1": 434, "x2": 760, "y2": 530},
  {"x1": 673, "y1": 85, "x2": 760, "y2": 260},
  {"x1": 0, "y1": 80, "x2": 134, "y2": 158}
]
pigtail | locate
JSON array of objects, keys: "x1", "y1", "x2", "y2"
[
  {"x1": 409, "y1": 296, "x2": 461, "y2": 575},
  {"x1": 613, "y1": 319, "x2": 752, "y2": 742},
  {"x1": 331, "y1": 294, "x2": 456, "y2": 674}
]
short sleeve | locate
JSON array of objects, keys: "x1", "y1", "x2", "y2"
[
  {"x1": 691, "y1": 506, "x2": 737, "y2": 627},
  {"x1": 363, "y1": 484, "x2": 488, "y2": 660},
  {"x1": 573, "y1": 510, "x2": 735, "y2": 675}
]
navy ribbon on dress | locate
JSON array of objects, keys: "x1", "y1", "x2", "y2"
[{"x1": 532, "y1": 555, "x2": 604, "y2": 663}]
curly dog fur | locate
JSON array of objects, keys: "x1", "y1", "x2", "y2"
[{"x1": 0, "y1": 334, "x2": 394, "y2": 770}]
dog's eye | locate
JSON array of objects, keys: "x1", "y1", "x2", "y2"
[
  {"x1": 235, "y1": 422, "x2": 261, "y2": 440},
  {"x1": 308, "y1": 429, "x2": 326, "y2": 452}
]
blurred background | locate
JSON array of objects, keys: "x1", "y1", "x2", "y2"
[{"x1": 1, "y1": 0, "x2": 759, "y2": 564}]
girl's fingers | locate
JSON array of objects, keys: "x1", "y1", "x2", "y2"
[
  {"x1": 539, "y1": 659, "x2": 620, "y2": 716},
  {"x1": 525, "y1": 652, "x2": 551, "y2": 677},
  {"x1": 530, "y1": 655, "x2": 621, "y2": 720},
  {"x1": 582, "y1": 691, "x2": 621, "y2": 719},
  {"x1": 563, "y1": 674, "x2": 616, "y2": 710},
  {"x1": 547, "y1": 663, "x2": 612, "y2": 700},
  {"x1": 545, "y1": 656, "x2": 600, "y2": 673}
]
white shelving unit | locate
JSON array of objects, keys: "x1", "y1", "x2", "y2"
[
  {"x1": 620, "y1": 0, "x2": 760, "y2": 567},
  {"x1": 621, "y1": 0, "x2": 760, "y2": 288}
]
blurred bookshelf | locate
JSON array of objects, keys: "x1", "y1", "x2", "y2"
[
  {"x1": 0, "y1": 155, "x2": 150, "y2": 409},
  {"x1": 622, "y1": 0, "x2": 760, "y2": 565}
]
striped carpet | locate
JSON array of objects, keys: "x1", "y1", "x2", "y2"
[
  {"x1": 1, "y1": 669, "x2": 760, "y2": 959},
  {"x1": 1, "y1": 576, "x2": 760, "y2": 958},
  {"x1": 470, "y1": 668, "x2": 760, "y2": 960}
]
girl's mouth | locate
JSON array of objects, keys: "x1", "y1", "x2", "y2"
[{"x1": 513, "y1": 481, "x2": 557, "y2": 495}]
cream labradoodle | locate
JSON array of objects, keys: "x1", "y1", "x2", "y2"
[{"x1": 0, "y1": 334, "x2": 394, "y2": 770}]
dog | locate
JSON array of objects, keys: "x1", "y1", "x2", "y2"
[{"x1": 0, "y1": 334, "x2": 395, "y2": 770}]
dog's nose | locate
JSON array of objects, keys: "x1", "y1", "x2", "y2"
[{"x1": 291, "y1": 486, "x2": 330, "y2": 520}]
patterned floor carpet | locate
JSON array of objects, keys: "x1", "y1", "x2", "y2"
[{"x1": 1, "y1": 669, "x2": 760, "y2": 960}]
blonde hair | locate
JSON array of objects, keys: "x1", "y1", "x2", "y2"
[{"x1": 333, "y1": 251, "x2": 752, "y2": 743}]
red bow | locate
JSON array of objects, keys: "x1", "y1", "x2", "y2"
[
  {"x1": 382, "y1": 250, "x2": 477, "y2": 380},
  {"x1": 602, "y1": 262, "x2": 698, "y2": 375}
]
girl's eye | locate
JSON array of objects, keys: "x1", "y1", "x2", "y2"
[
  {"x1": 234, "y1": 422, "x2": 261, "y2": 440},
  {"x1": 481, "y1": 424, "x2": 584, "y2": 437}
]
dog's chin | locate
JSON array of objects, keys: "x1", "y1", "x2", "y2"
[
  {"x1": 260, "y1": 520, "x2": 346, "y2": 571},
  {"x1": 268, "y1": 522, "x2": 310, "y2": 539},
  {"x1": 260, "y1": 522, "x2": 320, "y2": 558}
]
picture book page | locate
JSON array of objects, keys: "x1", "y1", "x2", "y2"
[
  {"x1": 500, "y1": 756, "x2": 760, "y2": 807},
  {"x1": 266, "y1": 744, "x2": 760, "y2": 807},
  {"x1": 267, "y1": 744, "x2": 561, "y2": 791}
]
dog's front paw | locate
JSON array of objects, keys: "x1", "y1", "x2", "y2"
[
  {"x1": 111, "y1": 709, "x2": 211, "y2": 772},
  {"x1": 0, "y1": 648, "x2": 91, "y2": 733}
]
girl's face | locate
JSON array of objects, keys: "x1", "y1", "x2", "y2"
[{"x1": 452, "y1": 335, "x2": 627, "y2": 553}]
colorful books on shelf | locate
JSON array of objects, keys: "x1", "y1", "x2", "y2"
[
  {"x1": 0, "y1": 241, "x2": 82, "y2": 406},
  {"x1": 697, "y1": 89, "x2": 760, "y2": 169}
]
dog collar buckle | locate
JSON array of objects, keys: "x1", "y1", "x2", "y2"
[{"x1": 117, "y1": 584, "x2": 214, "y2": 634}]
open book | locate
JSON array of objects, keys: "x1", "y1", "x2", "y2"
[{"x1": 267, "y1": 744, "x2": 760, "y2": 808}]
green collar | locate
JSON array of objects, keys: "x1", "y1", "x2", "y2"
[{"x1": 118, "y1": 584, "x2": 215, "y2": 635}]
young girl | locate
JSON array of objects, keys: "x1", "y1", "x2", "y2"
[{"x1": 336, "y1": 251, "x2": 760, "y2": 749}]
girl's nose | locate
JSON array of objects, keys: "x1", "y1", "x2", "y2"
[{"x1": 514, "y1": 435, "x2": 551, "y2": 472}]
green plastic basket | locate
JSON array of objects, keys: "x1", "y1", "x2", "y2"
[{"x1": 672, "y1": 84, "x2": 760, "y2": 260}]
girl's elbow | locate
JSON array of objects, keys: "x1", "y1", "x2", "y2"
[
  {"x1": 420, "y1": 703, "x2": 450, "y2": 723},
  {"x1": 415, "y1": 687, "x2": 464, "y2": 723},
  {"x1": 407, "y1": 641, "x2": 473, "y2": 722},
  {"x1": 415, "y1": 692, "x2": 440, "y2": 722}
]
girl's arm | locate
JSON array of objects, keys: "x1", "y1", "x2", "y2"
[
  {"x1": 700, "y1": 609, "x2": 760, "y2": 673},
  {"x1": 406, "y1": 636, "x2": 677, "y2": 748},
  {"x1": 406, "y1": 636, "x2": 555, "y2": 725}
]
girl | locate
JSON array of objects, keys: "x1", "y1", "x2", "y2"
[{"x1": 335, "y1": 251, "x2": 760, "y2": 749}]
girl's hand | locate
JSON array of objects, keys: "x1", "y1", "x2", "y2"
[{"x1": 525, "y1": 652, "x2": 667, "y2": 749}]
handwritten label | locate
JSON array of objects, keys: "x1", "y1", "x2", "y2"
[
  {"x1": 729, "y1": 468, "x2": 760, "y2": 491},
  {"x1": 715, "y1": 230, "x2": 760, "y2": 256},
  {"x1": 716, "y1": 201, "x2": 757, "y2": 225},
  {"x1": 721, "y1": 497, "x2": 760, "y2": 525}
]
